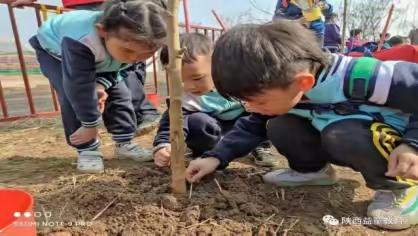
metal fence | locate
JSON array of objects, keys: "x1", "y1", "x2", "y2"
[{"x1": 0, "y1": 2, "x2": 224, "y2": 122}]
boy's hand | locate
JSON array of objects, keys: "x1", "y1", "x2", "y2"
[
  {"x1": 386, "y1": 144, "x2": 418, "y2": 180},
  {"x1": 70, "y1": 127, "x2": 98, "y2": 145},
  {"x1": 96, "y1": 84, "x2": 108, "y2": 113},
  {"x1": 186, "y1": 157, "x2": 220, "y2": 183},
  {"x1": 154, "y1": 146, "x2": 171, "y2": 167}
]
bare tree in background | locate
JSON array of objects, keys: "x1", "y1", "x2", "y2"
[
  {"x1": 221, "y1": 9, "x2": 269, "y2": 28},
  {"x1": 396, "y1": 1, "x2": 418, "y2": 35},
  {"x1": 347, "y1": 0, "x2": 393, "y2": 41},
  {"x1": 335, "y1": 0, "x2": 412, "y2": 41}
]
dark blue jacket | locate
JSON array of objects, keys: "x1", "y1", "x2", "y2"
[
  {"x1": 324, "y1": 23, "x2": 341, "y2": 47},
  {"x1": 203, "y1": 55, "x2": 418, "y2": 169}
]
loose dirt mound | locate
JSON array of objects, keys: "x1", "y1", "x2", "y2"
[{"x1": 0, "y1": 118, "x2": 417, "y2": 235}]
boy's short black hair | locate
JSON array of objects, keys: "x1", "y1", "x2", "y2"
[
  {"x1": 350, "y1": 29, "x2": 362, "y2": 37},
  {"x1": 160, "y1": 33, "x2": 212, "y2": 66},
  {"x1": 388, "y1": 35, "x2": 405, "y2": 46},
  {"x1": 212, "y1": 20, "x2": 330, "y2": 100}
]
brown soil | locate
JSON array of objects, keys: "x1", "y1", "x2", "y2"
[{"x1": 0, "y1": 118, "x2": 417, "y2": 235}]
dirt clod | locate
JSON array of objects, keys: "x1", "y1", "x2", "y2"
[
  {"x1": 180, "y1": 205, "x2": 200, "y2": 225},
  {"x1": 1, "y1": 118, "x2": 417, "y2": 235},
  {"x1": 160, "y1": 193, "x2": 179, "y2": 211}
]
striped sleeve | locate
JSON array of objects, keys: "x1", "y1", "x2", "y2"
[
  {"x1": 96, "y1": 72, "x2": 117, "y2": 90},
  {"x1": 61, "y1": 37, "x2": 101, "y2": 127},
  {"x1": 385, "y1": 61, "x2": 418, "y2": 115}
]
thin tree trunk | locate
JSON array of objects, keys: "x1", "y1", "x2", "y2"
[
  {"x1": 341, "y1": 0, "x2": 348, "y2": 53},
  {"x1": 167, "y1": 0, "x2": 186, "y2": 194}
]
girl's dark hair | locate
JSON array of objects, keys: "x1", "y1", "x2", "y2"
[
  {"x1": 212, "y1": 20, "x2": 330, "y2": 100},
  {"x1": 99, "y1": 0, "x2": 167, "y2": 46},
  {"x1": 160, "y1": 33, "x2": 213, "y2": 66}
]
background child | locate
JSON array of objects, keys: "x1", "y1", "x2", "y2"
[
  {"x1": 66, "y1": 0, "x2": 163, "y2": 135},
  {"x1": 273, "y1": 0, "x2": 333, "y2": 46},
  {"x1": 410, "y1": 27, "x2": 418, "y2": 45},
  {"x1": 387, "y1": 35, "x2": 406, "y2": 48},
  {"x1": 153, "y1": 33, "x2": 276, "y2": 168},
  {"x1": 29, "y1": 0, "x2": 167, "y2": 173},
  {"x1": 346, "y1": 28, "x2": 363, "y2": 52},
  {"x1": 186, "y1": 21, "x2": 418, "y2": 230},
  {"x1": 323, "y1": 12, "x2": 341, "y2": 52},
  {"x1": 2, "y1": 0, "x2": 163, "y2": 136}
]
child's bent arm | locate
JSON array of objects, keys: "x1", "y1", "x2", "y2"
[
  {"x1": 96, "y1": 72, "x2": 118, "y2": 90},
  {"x1": 153, "y1": 111, "x2": 171, "y2": 147},
  {"x1": 202, "y1": 113, "x2": 271, "y2": 169},
  {"x1": 401, "y1": 114, "x2": 418, "y2": 150},
  {"x1": 61, "y1": 37, "x2": 101, "y2": 128},
  {"x1": 153, "y1": 110, "x2": 191, "y2": 148}
]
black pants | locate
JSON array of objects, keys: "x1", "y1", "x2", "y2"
[
  {"x1": 267, "y1": 114, "x2": 413, "y2": 190},
  {"x1": 30, "y1": 37, "x2": 136, "y2": 152},
  {"x1": 183, "y1": 112, "x2": 236, "y2": 157},
  {"x1": 123, "y1": 63, "x2": 160, "y2": 123},
  {"x1": 184, "y1": 112, "x2": 271, "y2": 157}
]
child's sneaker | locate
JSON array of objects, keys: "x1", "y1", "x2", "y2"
[
  {"x1": 77, "y1": 151, "x2": 104, "y2": 173},
  {"x1": 251, "y1": 146, "x2": 279, "y2": 167},
  {"x1": 367, "y1": 186, "x2": 418, "y2": 230},
  {"x1": 115, "y1": 143, "x2": 153, "y2": 162},
  {"x1": 263, "y1": 164, "x2": 337, "y2": 187},
  {"x1": 136, "y1": 114, "x2": 161, "y2": 136}
]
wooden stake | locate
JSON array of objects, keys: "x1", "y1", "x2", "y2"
[
  {"x1": 161, "y1": 200, "x2": 165, "y2": 217},
  {"x1": 91, "y1": 196, "x2": 118, "y2": 221},
  {"x1": 72, "y1": 176, "x2": 77, "y2": 192},
  {"x1": 274, "y1": 218, "x2": 285, "y2": 234},
  {"x1": 189, "y1": 183, "x2": 193, "y2": 199},
  {"x1": 264, "y1": 213, "x2": 276, "y2": 222},
  {"x1": 283, "y1": 219, "x2": 299, "y2": 236},
  {"x1": 214, "y1": 178, "x2": 223, "y2": 192},
  {"x1": 185, "y1": 217, "x2": 212, "y2": 229},
  {"x1": 281, "y1": 188, "x2": 285, "y2": 201},
  {"x1": 167, "y1": 0, "x2": 187, "y2": 194}
]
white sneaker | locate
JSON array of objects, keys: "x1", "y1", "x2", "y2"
[
  {"x1": 115, "y1": 143, "x2": 153, "y2": 162},
  {"x1": 263, "y1": 164, "x2": 337, "y2": 187},
  {"x1": 77, "y1": 151, "x2": 104, "y2": 173},
  {"x1": 368, "y1": 186, "x2": 418, "y2": 230}
]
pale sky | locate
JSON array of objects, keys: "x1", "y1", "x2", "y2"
[
  {"x1": 0, "y1": 0, "x2": 415, "y2": 48},
  {"x1": 0, "y1": 0, "x2": 332, "y2": 43}
]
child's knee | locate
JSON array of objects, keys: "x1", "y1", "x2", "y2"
[
  {"x1": 186, "y1": 113, "x2": 221, "y2": 154},
  {"x1": 321, "y1": 125, "x2": 348, "y2": 149},
  {"x1": 187, "y1": 113, "x2": 221, "y2": 136},
  {"x1": 266, "y1": 115, "x2": 303, "y2": 141},
  {"x1": 322, "y1": 119, "x2": 371, "y2": 148},
  {"x1": 321, "y1": 119, "x2": 377, "y2": 166}
]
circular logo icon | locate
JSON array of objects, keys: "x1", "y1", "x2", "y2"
[
  {"x1": 23, "y1": 212, "x2": 32, "y2": 218},
  {"x1": 322, "y1": 215, "x2": 339, "y2": 226}
]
